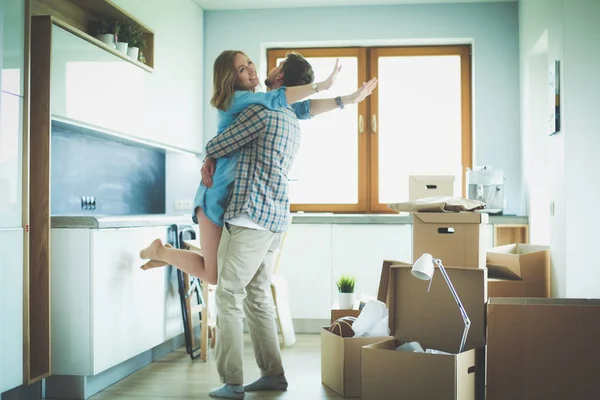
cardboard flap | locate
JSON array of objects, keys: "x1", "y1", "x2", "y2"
[
  {"x1": 378, "y1": 260, "x2": 411, "y2": 306},
  {"x1": 389, "y1": 265, "x2": 487, "y2": 352},
  {"x1": 486, "y1": 263, "x2": 523, "y2": 280},
  {"x1": 488, "y1": 298, "x2": 600, "y2": 307},
  {"x1": 414, "y1": 212, "x2": 489, "y2": 224}
]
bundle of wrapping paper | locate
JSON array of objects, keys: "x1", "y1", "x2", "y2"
[{"x1": 388, "y1": 196, "x2": 486, "y2": 213}]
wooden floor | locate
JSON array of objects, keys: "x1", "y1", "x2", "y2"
[{"x1": 48, "y1": 334, "x2": 342, "y2": 400}]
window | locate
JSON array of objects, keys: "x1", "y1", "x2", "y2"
[{"x1": 267, "y1": 46, "x2": 472, "y2": 213}]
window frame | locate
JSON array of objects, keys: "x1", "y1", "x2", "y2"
[{"x1": 266, "y1": 45, "x2": 472, "y2": 214}]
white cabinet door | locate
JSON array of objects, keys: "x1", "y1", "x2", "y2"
[
  {"x1": 51, "y1": 25, "x2": 148, "y2": 141},
  {"x1": 91, "y1": 226, "x2": 169, "y2": 374},
  {"x1": 0, "y1": 92, "x2": 23, "y2": 228},
  {"x1": 331, "y1": 224, "x2": 412, "y2": 304},
  {"x1": 0, "y1": 228, "x2": 23, "y2": 393},
  {"x1": 277, "y1": 224, "x2": 333, "y2": 319},
  {"x1": 111, "y1": 0, "x2": 204, "y2": 154},
  {"x1": 1, "y1": 0, "x2": 25, "y2": 96}
]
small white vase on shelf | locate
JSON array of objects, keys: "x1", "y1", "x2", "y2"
[
  {"x1": 116, "y1": 41, "x2": 128, "y2": 54},
  {"x1": 127, "y1": 46, "x2": 139, "y2": 60},
  {"x1": 338, "y1": 292, "x2": 355, "y2": 309},
  {"x1": 96, "y1": 33, "x2": 115, "y2": 49}
]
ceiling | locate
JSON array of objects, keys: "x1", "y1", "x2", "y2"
[{"x1": 192, "y1": 0, "x2": 515, "y2": 11}]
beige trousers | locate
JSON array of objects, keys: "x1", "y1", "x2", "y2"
[{"x1": 215, "y1": 223, "x2": 285, "y2": 384}]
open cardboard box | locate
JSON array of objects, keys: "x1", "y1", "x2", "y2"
[
  {"x1": 486, "y1": 244, "x2": 550, "y2": 297},
  {"x1": 413, "y1": 212, "x2": 489, "y2": 269},
  {"x1": 487, "y1": 298, "x2": 600, "y2": 399},
  {"x1": 361, "y1": 265, "x2": 487, "y2": 400},
  {"x1": 321, "y1": 260, "x2": 397, "y2": 398}
]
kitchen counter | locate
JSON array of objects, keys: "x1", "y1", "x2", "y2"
[
  {"x1": 290, "y1": 213, "x2": 528, "y2": 225},
  {"x1": 51, "y1": 213, "x2": 528, "y2": 229},
  {"x1": 51, "y1": 214, "x2": 195, "y2": 229}
]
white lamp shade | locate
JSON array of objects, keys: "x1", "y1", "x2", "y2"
[{"x1": 412, "y1": 253, "x2": 435, "y2": 281}]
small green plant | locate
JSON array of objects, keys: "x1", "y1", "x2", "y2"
[
  {"x1": 336, "y1": 275, "x2": 356, "y2": 293},
  {"x1": 95, "y1": 18, "x2": 121, "y2": 36},
  {"x1": 119, "y1": 23, "x2": 145, "y2": 48}
]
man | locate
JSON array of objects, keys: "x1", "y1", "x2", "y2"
[{"x1": 204, "y1": 52, "x2": 377, "y2": 399}]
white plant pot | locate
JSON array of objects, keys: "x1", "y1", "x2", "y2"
[
  {"x1": 96, "y1": 33, "x2": 115, "y2": 49},
  {"x1": 127, "y1": 46, "x2": 139, "y2": 60},
  {"x1": 338, "y1": 292, "x2": 355, "y2": 309},
  {"x1": 116, "y1": 41, "x2": 128, "y2": 54}
]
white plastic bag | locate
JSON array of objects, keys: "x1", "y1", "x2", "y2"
[{"x1": 352, "y1": 300, "x2": 389, "y2": 337}]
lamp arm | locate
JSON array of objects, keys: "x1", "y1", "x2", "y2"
[{"x1": 433, "y1": 259, "x2": 471, "y2": 354}]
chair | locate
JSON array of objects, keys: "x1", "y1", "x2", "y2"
[
  {"x1": 182, "y1": 237, "x2": 216, "y2": 356},
  {"x1": 270, "y1": 231, "x2": 296, "y2": 347}
]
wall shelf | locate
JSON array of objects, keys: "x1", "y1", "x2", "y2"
[
  {"x1": 494, "y1": 223, "x2": 530, "y2": 247},
  {"x1": 32, "y1": 0, "x2": 154, "y2": 72}
]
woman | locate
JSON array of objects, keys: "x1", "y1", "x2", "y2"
[{"x1": 139, "y1": 50, "x2": 377, "y2": 284}]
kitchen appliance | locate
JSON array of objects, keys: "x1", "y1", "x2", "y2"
[{"x1": 467, "y1": 166, "x2": 505, "y2": 214}]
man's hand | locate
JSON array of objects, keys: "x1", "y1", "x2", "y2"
[
  {"x1": 346, "y1": 77, "x2": 378, "y2": 105},
  {"x1": 320, "y1": 58, "x2": 342, "y2": 91},
  {"x1": 201, "y1": 157, "x2": 216, "y2": 188}
]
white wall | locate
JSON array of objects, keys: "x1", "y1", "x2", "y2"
[
  {"x1": 519, "y1": 0, "x2": 566, "y2": 296},
  {"x1": 203, "y1": 2, "x2": 522, "y2": 214},
  {"x1": 563, "y1": 0, "x2": 600, "y2": 297},
  {"x1": 520, "y1": 0, "x2": 600, "y2": 298}
]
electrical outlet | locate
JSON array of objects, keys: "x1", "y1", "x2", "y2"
[
  {"x1": 81, "y1": 195, "x2": 96, "y2": 210},
  {"x1": 174, "y1": 199, "x2": 194, "y2": 211}
]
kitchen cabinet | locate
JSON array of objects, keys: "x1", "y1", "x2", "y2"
[
  {"x1": 1, "y1": 0, "x2": 25, "y2": 96},
  {"x1": 51, "y1": 226, "x2": 183, "y2": 376},
  {"x1": 331, "y1": 224, "x2": 412, "y2": 302},
  {"x1": 0, "y1": 91, "x2": 23, "y2": 228},
  {"x1": 277, "y1": 220, "x2": 509, "y2": 320},
  {"x1": 113, "y1": 0, "x2": 204, "y2": 153},
  {"x1": 0, "y1": 228, "x2": 24, "y2": 394},
  {"x1": 277, "y1": 224, "x2": 333, "y2": 320},
  {"x1": 50, "y1": 0, "x2": 204, "y2": 154},
  {"x1": 51, "y1": 24, "x2": 149, "y2": 144}
]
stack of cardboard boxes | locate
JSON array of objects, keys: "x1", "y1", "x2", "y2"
[{"x1": 322, "y1": 210, "x2": 554, "y2": 399}]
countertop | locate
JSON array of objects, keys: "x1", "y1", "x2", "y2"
[{"x1": 51, "y1": 213, "x2": 528, "y2": 229}]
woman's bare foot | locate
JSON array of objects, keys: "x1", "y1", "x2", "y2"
[{"x1": 140, "y1": 243, "x2": 173, "y2": 270}]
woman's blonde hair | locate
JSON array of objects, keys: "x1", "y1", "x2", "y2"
[{"x1": 210, "y1": 50, "x2": 254, "y2": 111}]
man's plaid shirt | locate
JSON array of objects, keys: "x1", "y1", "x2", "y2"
[{"x1": 205, "y1": 104, "x2": 301, "y2": 232}]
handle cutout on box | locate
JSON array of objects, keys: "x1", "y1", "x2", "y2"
[
  {"x1": 426, "y1": 184, "x2": 438, "y2": 189},
  {"x1": 468, "y1": 366, "x2": 476, "y2": 374},
  {"x1": 437, "y1": 227, "x2": 455, "y2": 234}
]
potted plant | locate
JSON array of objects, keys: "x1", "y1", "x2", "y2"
[
  {"x1": 121, "y1": 23, "x2": 145, "y2": 61},
  {"x1": 336, "y1": 274, "x2": 356, "y2": 309},
  {"x1": 113, "y1": 21, "x2": 128, "y2": 54},
  {"x1": 95, "y1": 18, "x2": 119, "y2": 49}
]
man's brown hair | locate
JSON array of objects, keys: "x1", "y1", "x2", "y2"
[{"x1": 281, "y1": 51, "x2": 314, "y2": 87}]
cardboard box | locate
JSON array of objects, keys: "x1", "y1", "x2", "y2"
[
  {"x1": 361, "y1": 265, "x2": 487, "y2": 400},
  {"x1": 321, "y1": 260, "x2": 397, "y2": 398},
  {"x1": 486, "y1": 244, "x2": 550, "y2": 298},
  {"x1": 412, "y1": 212, "x2": 489, "y2": 269},
  {"x1": 409, "y1": 175, "x2": 455, "y2": 201},
  {"x1": 487, "y1": 298, "x2": 600, "y2": 400}
]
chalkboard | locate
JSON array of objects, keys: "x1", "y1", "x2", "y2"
[{"x1": 51, "y1": 119, "x2": 166, "y2": 215}]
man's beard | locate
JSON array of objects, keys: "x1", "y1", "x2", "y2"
[{"x1": 264, "y1": 77, "x2": 273, "y2": 88}]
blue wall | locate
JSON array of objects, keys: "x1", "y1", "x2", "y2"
[{"x1": 203, "y1": 2, "x2": 522, "y2": 214}]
